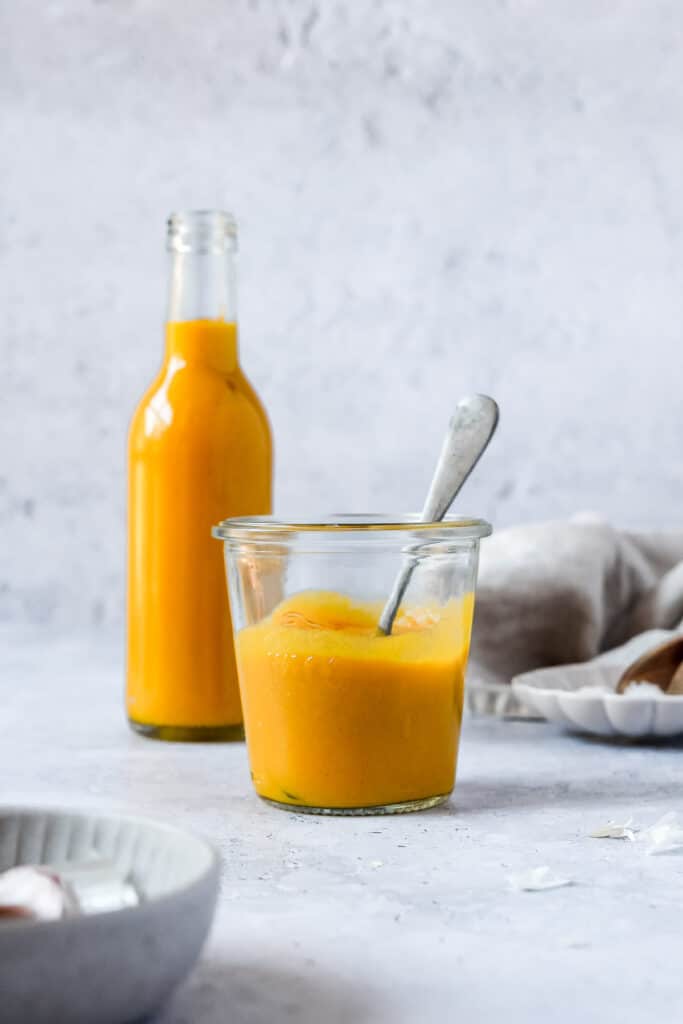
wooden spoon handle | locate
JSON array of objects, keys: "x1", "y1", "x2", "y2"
[
  {"x1": 668, "y1": 660, "x2": 683, "y2": 695},
  {"x1": 616, "y1": 635, "x2": 683, "y2": 693}
]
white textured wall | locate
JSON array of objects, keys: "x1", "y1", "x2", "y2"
[{"x1": 2, "y1": 0, "x2": 683, "y2": 628}]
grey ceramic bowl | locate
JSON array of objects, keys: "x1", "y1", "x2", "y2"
[{"x1": 0, "y1": 807, "x2": 220, "y2": 1024}]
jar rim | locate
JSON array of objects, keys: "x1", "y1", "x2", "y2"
[{"x1": 212, "y1": 513, "x2": 492, "y2": 541}]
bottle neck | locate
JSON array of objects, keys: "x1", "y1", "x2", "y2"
[
  {"x1": 167, "y1": 249, "x2": 237, "y2": 322},
  {"x1": 165, "y1": 320, "x2": 238, "y2": 373},
  {"x1": 165, "y1": 249, "x2": 239, "y2": 373}
]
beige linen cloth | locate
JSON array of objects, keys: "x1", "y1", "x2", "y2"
[{"x1": 467, "y1": 518, "x2": 683, "y2": 710}]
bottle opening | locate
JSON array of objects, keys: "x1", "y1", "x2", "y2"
[{"x1": 167, "y1": 210, "x2": 238, "y2": 254}]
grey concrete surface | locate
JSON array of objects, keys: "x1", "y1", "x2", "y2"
[
  {"x1": 3, "y1": 625, "x2": 683, "y2": 1023},
  {"x1": 3, "y1": 2, "x2": 683, "y2": 629}
]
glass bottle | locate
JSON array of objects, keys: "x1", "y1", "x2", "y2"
[{"x1": 127, "y1": 211, "x2": 272, "y2": 740}]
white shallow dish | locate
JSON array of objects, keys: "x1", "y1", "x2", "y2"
[
  {"x1": 512, "y1": 664, "x2": 683, "y2": 739},
  {"x1": 466, "y1": 678, "x2": 531, "y2": 718},
  {"x1": 0, "y1": 807, "x2": 220, "y2": 1024}
]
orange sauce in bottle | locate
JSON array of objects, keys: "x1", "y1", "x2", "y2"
[{"x1": 127, "y1": 213, "x2": 272, "y2": 740}]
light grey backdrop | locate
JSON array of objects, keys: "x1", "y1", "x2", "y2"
[{"x1": 2, "y1": 1, "x2": 683, "y2": 628}]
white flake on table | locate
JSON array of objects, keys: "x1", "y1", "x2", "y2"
[
  {"x1": 589, "y1": 812, "x2": 683, "y2": 854},
  {"x1": 634, "y1": 812, "x2": 683, "y2": 855},
  {"x1": 508, "y1": 866, "x2": 573, "y2": 891},
  {"x1": 590, "y1": 817, "x2": 637, "y2": 840}
]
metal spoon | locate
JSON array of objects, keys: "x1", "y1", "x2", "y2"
[{"x1": 377, "y1": 394, "x2": 499, "y2": 636}]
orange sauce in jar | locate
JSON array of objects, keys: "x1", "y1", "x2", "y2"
[{"x1": 235, "y1": 590, "x2": 474, "y2": 809}]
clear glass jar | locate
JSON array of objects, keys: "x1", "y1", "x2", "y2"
[{"x1": 213, "y1": 514, "x2": 491, "y2": 814}]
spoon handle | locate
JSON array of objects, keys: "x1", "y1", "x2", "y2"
[
  {"x1": 421, "y1": 395, "x2": 500, "y2": 522},
  {"x1": 377, "y1": 395, "x2": 499, "y2": 636}
]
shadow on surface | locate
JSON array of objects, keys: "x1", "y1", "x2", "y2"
[
  {"x1": 152, "y1": 959, "x2": 373, "y2": 1024},
  {"x1": 570, "y1": 732, "x2": 683, "y2": 751},
  {"x1": 428, "y1": 722, "x2": 683, "y2": 817},
  {"x1": 447, "y1": 776, "x2": 683, "y2": 817}
]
